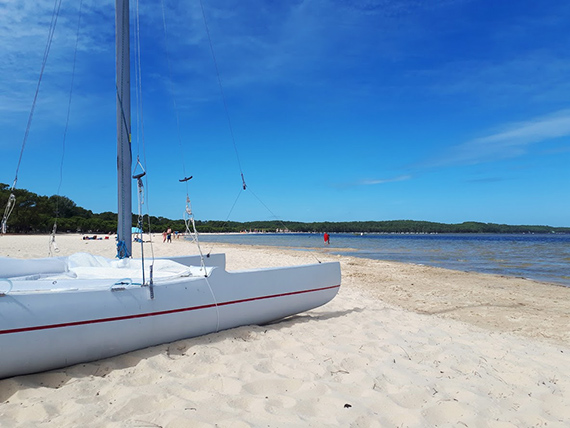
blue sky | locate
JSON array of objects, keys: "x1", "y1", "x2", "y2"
[{"x1": 1, "y1": 0, "x2": 569, "y2": 226}]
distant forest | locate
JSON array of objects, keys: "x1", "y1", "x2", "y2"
[{"x1": 1, "y1": 183, "x2": 568, "y2": 235}]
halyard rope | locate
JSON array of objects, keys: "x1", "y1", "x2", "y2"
[
  {"x1": 196, "y1": 2, "x2": 321, "y2": 263},
  {"x1": 199, "y1": 0, "x2": 247, "y2": 189},
  {"x1": 49, "y1": 0, "x2": 84, "y2": 256},
  {"x1": 134, "y1": 0, "x2": 156, "y2": 266},
  {"x1": 159, "y1": 0, "x2": 208, "y2": 270},
  {"x1": 1, "y1": 0, "x2": 63, "y2": 235}
]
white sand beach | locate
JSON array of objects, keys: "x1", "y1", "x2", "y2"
[{"x1": 1, "y1": 234, "x2": 569, "y2": 427}]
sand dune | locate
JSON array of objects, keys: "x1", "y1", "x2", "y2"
[{"x1": 0, "y1": 234, "x2": 569, "y2": 427}]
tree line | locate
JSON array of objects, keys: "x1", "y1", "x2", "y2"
[{"x1": 1, "y1": 183, "x2": 568, "y2": 234}]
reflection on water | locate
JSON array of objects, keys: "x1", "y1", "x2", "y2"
[{"x1": 198, "y1": 233, "x2": 570, "y2": 287}]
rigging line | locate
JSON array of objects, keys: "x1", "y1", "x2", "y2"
[
  {"x1": 247, "y1": 187, "x2": 289, "y2": 231},
  {"x1": 204, "y1": 275, "x2": 220, "y2": 333},
  {"x1": 205, "y1": 188, "x2": 243, "y2": 256},
  {"x1": 159, "y1": 0, "x2": 190, "y2": 198},
  {"x1": 2, "y1": 0, "x2": 62, "y2": 236},
  {"x1": 50, "y1": 0, "x2": 84, "y2": 256},
  {"x1": 134, "y1": 0, "x2": 156, "y2": 265},
  {"x1": 247, "y1": 187, "x2": 322, "y2": 264},
  {"x1": 133, "y1": 161, "x2": 147, "y2": 285},
  {"x1": 159, "y1": 0, "x2": 208, "y2": 269},
  {"x1": 11, "y1": 0, "x2": 63, "y2": 190},
  {"x1": 56, "y1": 0, "x2": 83, "y2": 197},
  {"x1": 197, "y1": 3, "x2": 316, "y2": 264},
  {"x1": 134, "y1": 0, "x2": 147, "y2": 169},
  {"x1": 115, "y1": 85, "x2": 132, "y2": 143},
  {"x1": 198, "y1": 0, "x2": 246, "y2": 186},
  {"x1": 134, "y1": 0, "x2": 142, "y2": 155}
]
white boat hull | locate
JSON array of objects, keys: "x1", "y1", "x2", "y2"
[{"x1": 0, "y1": 255, "x2": 340, "y2": 379}]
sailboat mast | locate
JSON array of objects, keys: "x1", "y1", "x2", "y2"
[{"x1": 115, "y1": 0, "x2": 132, "y2": 258}]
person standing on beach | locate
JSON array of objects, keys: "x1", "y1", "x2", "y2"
[
  {"x1": 162, "y1": 230, "x2": 167, "y2": 243},
  {"x1": 324, "y1": 232, "x2": 330, "y2": 245},
  {"x1": 167, "y1": 228, "x2": 172, "y2": 243}
]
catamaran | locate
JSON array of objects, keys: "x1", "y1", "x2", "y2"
[{"x1": 0, "y1": 0, "x2": 340, "y2": 379}]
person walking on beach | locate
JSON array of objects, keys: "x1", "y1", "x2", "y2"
[
  {"x1": 324, "y1": 232, "x2": 330, "y2": 245},
  {"x1": 167, "y1": 228, "x2": 172, "y2": 243},
  {"x1": 162, "y1": 230, "x2": 167, "y2": 243}
]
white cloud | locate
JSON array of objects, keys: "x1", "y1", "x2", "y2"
[
  {"x1": 425, "y1": 110, "x2": 570, "y2": 167},
  {"x1": 360, "y1": 175, "x2": 411, "y2": 185},
  {"x1": 0, "y1": 1, "x2": 115, "y2": 119}
]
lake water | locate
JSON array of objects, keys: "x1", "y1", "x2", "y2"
[{"x1": 197, "y1": 233, "x2": 570, "y2": 287}]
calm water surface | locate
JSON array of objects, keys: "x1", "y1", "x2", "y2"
[{"x1": 197, "y1": 233, "x2": 570, "y2": 287}]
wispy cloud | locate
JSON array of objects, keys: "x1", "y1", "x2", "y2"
[
  {"x1": 359, "y1": 175, "x2": 412, "y2": 185},
  {"x1": 423, "y1": 110, "x2": 570, "y2": 168},
  {"x1": 464, "y1": 177, "x2": 508, "y2": 184},
  {"x1": 0, "y1": 1, "x2": 114, "y2": 120},
  {"x1": 333, "y1": 174, "x2": 412, "y2": 189}
]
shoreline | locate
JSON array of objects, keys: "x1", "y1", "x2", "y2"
[
  {"x1": 1, "y1": 234, "x2": 569, "y2": 426},
  {"x1": 2, "y1": 233, "x2": 569, "y2": 346},
  {"x1": 213, "y1": 242, "x2": 570, "y2": 347},
  {"x1": 197, "y1": 232, "x2": 570, "y2": 288}
]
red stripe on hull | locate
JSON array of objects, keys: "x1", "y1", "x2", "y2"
[{"x1": 0, "y1": 284, "x2": 340, "y2": 335}]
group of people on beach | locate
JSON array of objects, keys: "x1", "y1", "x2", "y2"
[{"x1": 162, "y1": 228, "x2": 178, "y2": 243}]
